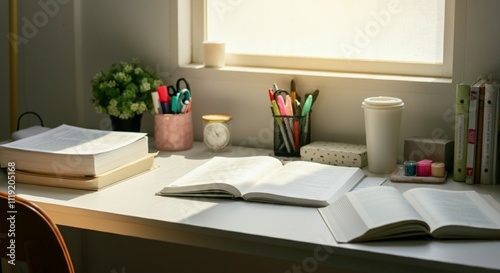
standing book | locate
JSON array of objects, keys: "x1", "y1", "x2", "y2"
[
  {"x1": 475, "y1": 84, "x2": 487, "y2": 183},
  {"x1": 156, "y1": 156, "x2": 365, "y2": 207},
  {"x1": 480, "y1": 82, "x2": 500, "y2": 184},
  {"x1": 0, "y1": 124, "x2": 149, "y2": 176},
  {"x1": 319, "y1": 186, "x2": 500, "y2": 243},
  {"x1": 453, "y1": 83, "x2": 470, "y2": 182},
  {"x1": 466, "y1": 78, "x2": 487, "y2": 184}
]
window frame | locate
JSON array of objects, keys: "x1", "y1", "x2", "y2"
[{"x1": 190, "y1": 0, "x2": 455, "y2": 79}]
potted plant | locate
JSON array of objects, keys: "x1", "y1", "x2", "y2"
[{"x1": 91, "y1": 58, "x2": 163, "y2": 131}]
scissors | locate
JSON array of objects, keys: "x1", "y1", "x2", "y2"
[
  {"x1": 273, "y1": 89, "x2": 289, "y2": 101},
  {"x1": 168, "y1": 78, "x2": 191, "y2": 113}
]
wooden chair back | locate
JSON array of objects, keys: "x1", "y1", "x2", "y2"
[{"x1": 0, "y1": 192, "x2": 75, "y2": 273}]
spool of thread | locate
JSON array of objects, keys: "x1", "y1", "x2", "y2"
[
  {"x1": 404, "y1": 160, "x2": 417, "y2": 176},
  {"x1": 416, "y1": 159, "x2": 432, "y2": 176},
  {"x1": 431, "y1": 162, "x2": 446, "y2": 177}
]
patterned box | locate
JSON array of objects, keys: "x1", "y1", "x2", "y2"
[{"x1": 300, "y1": 141, "x2": 368, "y2": 167}]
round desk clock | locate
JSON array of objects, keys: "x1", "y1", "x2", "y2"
[{"x1": 202, "y1": 114, "x2": 232, "y2": 152}]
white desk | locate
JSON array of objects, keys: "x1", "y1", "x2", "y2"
[{"x1": 2, "y1": 142, "x2": 500, "y2": 273}]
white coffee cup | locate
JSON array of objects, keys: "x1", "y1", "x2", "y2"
[
  {"x1": 362, "y1": 96, "x2": 405, "y2": 174},
  {"x1": 203, "y1": 42, "x2": 225, "y2": 68}
]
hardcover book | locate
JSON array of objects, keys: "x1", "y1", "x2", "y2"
[
  {"x1": 453, "y1": 84, "x2": 470, "y2": 182},
  {"x1": 466, "y1": 78, "x2": 487, "y2": 184}
]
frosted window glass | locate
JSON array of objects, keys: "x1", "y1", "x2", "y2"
[{"x1": 207, "y1": 0, "x2": 445, "y2": 64}]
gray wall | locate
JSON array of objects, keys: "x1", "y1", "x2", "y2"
[
  {"x1": 3, "y1": 0, "x2": 500, "y2": 146},
  {"x1": 3, "y1": 0, "x2": 500, "y2": 151},
  {"x1": 2, "y1": 0, "x2": 76, "y2": 136}
]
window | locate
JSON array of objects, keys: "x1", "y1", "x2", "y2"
[{"x1": 193, "y1": 0, "x2": 454, "y2": 78}]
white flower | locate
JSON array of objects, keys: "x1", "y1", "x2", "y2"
[
  {"x1": 114, "y1": 72, "x2": 126, "y2": 82},
  {"x1": 153, "y1": 80, "x2": 162, "y2": 88},
  {"x1": 130, "y1": 103, "x2": 139, "y2": 111},
  {"x1": 119, "y1": 113, "x2": 129, "y2": 119},
  {"x1": 122, "y1": 63, "x2": 133, "y2": 73},
  {"x1": 140, "y1": 80, "x2": 151, "y2": 92},
  {"x1": 137, "y1": 102, "x2": 147, "y2": 112}
]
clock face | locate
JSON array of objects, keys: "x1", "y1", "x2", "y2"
[{"x1": 204, "y1": 122, "x2": 230, "y2": 151}]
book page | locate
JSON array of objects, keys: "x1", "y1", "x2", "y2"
[
  {"x1": 0, "y1": 124, "x2": 146, "y2": 155},
  {"x1": 347, "y1": 186, "x2": 425, "y2": 229},
  {"x1": 403, "y1": 188, "x2": 500, "y2": 232},
  {"x1": 160, "y1": 156, "x2": 283, "y2": 196},
  {"x1": 244, "y1": 161, "x2": 364, "y2": 204},
  {"x1": 319, "y1": 186, "x2": 429, "y2": 242}
]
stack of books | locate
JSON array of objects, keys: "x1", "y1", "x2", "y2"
[
  {"x1": 0, "y1": 124, "x2": 155, "y2": 190},
  {"x1": 454, "y1": 79, "x2": 500, "y2": 184}
]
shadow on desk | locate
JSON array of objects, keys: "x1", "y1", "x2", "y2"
[
  {"x1": 152, "y1": 143, "x2": 273, "y2": 161},
  {"x1": 13, "y1": 182, "x2": 92, "y2": 202}
]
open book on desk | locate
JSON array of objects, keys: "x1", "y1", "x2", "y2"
[
  {"x1": 156, "y1": 156, "x2": 366, "y2": 207},
  {"x1": 320, "y1": 186, "x2": 500, "y2": 243}
]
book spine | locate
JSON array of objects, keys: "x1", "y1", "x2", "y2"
[
  {"x1": 475, "y1": 86, "x2": 486, "y2": 183},
  {"x1": 453, "y1": 84, "x2": 470, "y2": 182},
  {"x1": 494, "y1": 83, "x2": 500, "y2": 184},
  {"x1": 494, "y1": 126, "x2": 500, "y2": 184},
  {"x1": 480, "y1": 82, "x2": 499, "y2": 184},
  {"x1": 465, "y1": 86, "x2": 480, "y2": 184}
]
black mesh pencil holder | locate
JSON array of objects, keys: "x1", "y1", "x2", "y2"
[{"x1": 273, "y1": 114, "x2": 311, "y2": 157}]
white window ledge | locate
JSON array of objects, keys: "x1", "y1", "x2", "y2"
[{"x1": 178, "y1": 63, "x2": 453, "y2": 84}]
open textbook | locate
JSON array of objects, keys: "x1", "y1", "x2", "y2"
[
  {"x1": 320, "y1": 186, "x2": 500, "y2": 243},
  {"x1": 156, "y1": 156, "x2": 366, "y2": 207},
  {"x1": 0, "y1": 124, "x2": 148, "y2": 176}
]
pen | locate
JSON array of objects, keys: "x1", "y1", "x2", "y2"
[
  {"x1": 277, "y1": 95, "x2": 296, "y2": 152},
  {"x1": 301, "y1": 94, "x2": 313, "y2": 143},
  {"x1": 157, "y1": 85, "x2": 171, "y2": 114},
  {"x1": 294, "y1": 118, "x2": 300, "y2": 151},
  {"x1": 301, "y1": 94, "x2": 313, "y2": 116},
  {"x1": 184, "y1": 97, "x2": 192, "y2": 113},
  {"x1": 285, "y1": 95, "x2": 299, "y2": 148},
  {"x1": 271, "y1": 100, "x2": 292, "y2": 153},
  {"x1": 310, "y1": 89, "x2": 320, "y2": 107},
  {"x1": 181, "y1": 98, "x2": 189, "y2": 113},
  {"x1": 268, "y1": 88, "x2": 275, "y2": 103},
  {"x1": 273, "y1": 83, "x2": 279, "y2": 93},
  {"x1": 291, "y1": 79, "x2": 298, "y2": 114},
  {"x1": 285, "y1": 95, "x2": 294, "y2": 116}
]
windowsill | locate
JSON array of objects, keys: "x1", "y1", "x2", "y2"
[{"x1": 178, "y1": 63, "x2": 453, "y2": 84}]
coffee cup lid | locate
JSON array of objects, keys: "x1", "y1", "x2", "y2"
[{"x1": 362, "y1": 96, "x2": 404, "y2": 109}]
